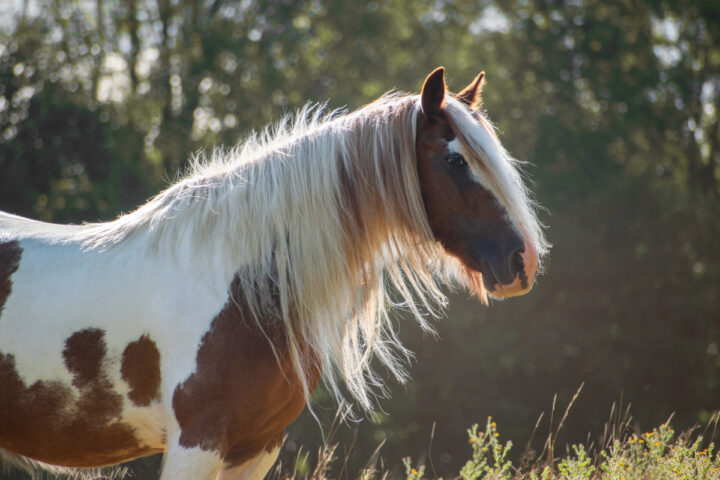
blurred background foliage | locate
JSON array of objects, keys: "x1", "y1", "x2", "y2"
[{"x1": 1, "y1": 0, "x2": 719, "y2": 478}]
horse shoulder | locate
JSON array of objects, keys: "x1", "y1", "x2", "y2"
[{"x1": 171, "y1": 274, "x2": 321, "y2": 466}]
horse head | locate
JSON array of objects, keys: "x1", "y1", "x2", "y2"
[{"x1": 416, "y1": 67, "x2": 542, "y2": 298}]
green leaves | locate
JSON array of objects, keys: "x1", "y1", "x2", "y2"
[{"x1": 460, "y1": 418, "x2": 514, "y2": 480}]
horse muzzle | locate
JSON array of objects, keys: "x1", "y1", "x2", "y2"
[
  {"x1": 470, "y1": 229, "x2": 539, "y2": 298},
  {"x1": 482, "y1": 235, "x2": 539, "y2": 298}
]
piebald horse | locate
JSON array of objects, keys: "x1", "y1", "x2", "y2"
[{"x1": 0, "y1": 68, "x2": 547, "y2": 479}]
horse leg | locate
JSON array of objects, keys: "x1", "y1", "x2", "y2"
[
  {"x1": 216, "y1": 446, "x2": 281, "y2": 480},
  {"x1": 160, "y1": 435, "x2": 224, "y2": 480}
]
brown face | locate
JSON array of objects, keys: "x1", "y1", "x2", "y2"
[{"x1": 416, "y1": 68, "x2": 538, "y2": 297}]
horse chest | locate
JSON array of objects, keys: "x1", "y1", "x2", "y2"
[{"x1": 171, "y1": 276, "x2": 321, "y2": 466}]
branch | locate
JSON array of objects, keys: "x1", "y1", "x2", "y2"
[{"x1": 127, "y1": 0, "x2": 140, "y2": 93}]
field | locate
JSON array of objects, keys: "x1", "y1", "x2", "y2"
[{"x1": 274, "y1": 402, "x2": 720, "y2": 480}]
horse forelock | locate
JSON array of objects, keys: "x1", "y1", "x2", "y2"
[{"x1": 443, "y1": 97, "x2": 549, "y2": 261}]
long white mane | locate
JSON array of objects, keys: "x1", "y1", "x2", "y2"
[{"x1": 68, "y1": 92, "x2": 547, "y2": 411}]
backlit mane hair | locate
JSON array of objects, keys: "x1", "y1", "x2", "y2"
[{"x1": 76, "y1": 93, "x2": 547, "y2": 411}]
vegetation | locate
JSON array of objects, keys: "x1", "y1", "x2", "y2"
[
  {"x1": 403, "y1": 419, "x2": 720, "y2": 480},
  {"x1": 1, "y1": 0, "x2": 719, "y2": 478},
  {"x1": 271, "y1": 407, "x2": 720, "y2": 480}
]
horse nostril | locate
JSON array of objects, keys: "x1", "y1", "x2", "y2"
[{"x1": 511, "y1": 249, "x2": 528, "y2": 290}]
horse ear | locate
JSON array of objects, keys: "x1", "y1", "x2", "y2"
[
  {"x1": 456, "y1": 71, "x2": 485, "y2": 110},
  {"x1": 421, "y1": 67, "x2": 447, "y2": 117}
]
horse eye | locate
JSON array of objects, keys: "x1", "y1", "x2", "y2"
[{"x1": 447, "y1": 153, "x2": 467, "y2": 168}]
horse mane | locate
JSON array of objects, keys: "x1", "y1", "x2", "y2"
[{"x1": 74, "y1": 92, "x2": 547, "y2": 411}]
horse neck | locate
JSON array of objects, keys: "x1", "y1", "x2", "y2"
[
  {"x1": 83, "y1": 96, "x2": 429, "y2": 320},
  {"x1": 188, "y1": 100, "x2": 423, "y2": 282}
]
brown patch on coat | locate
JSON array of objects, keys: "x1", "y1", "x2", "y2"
[
  {"x1": 0, "y1": 328, "x2": 162, "y2": 467},
  {"x1": 0, "y1": 241, "x2": 22, "y2": 314},
  {"x1": 121, "y1": 335, "x2": 162, "y2": 406},
  {"x1": 172, "y1": 275, "x2": 321, "y2": 466},
  {"x1": 63, "y1": 328, "x2": 107, "y2": 387}
]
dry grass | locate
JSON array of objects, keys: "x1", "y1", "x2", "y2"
[{"x1": 270, "y1": 386, "x2": 720, "y2": 480}]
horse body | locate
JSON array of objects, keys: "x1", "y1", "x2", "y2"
[
  {"x1": 0, "y1": 68, "x2": 547, "y2": 479},
  {"x1": 0, "y1": 215, "x2": 313, "y2": 475},
  {"x1": 0, "y1": 217, "x2": 201, "y2": 464}
]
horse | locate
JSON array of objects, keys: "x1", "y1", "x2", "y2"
[{"x1": 0, "y1": 67, "x2": 548, "y2": 480}]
